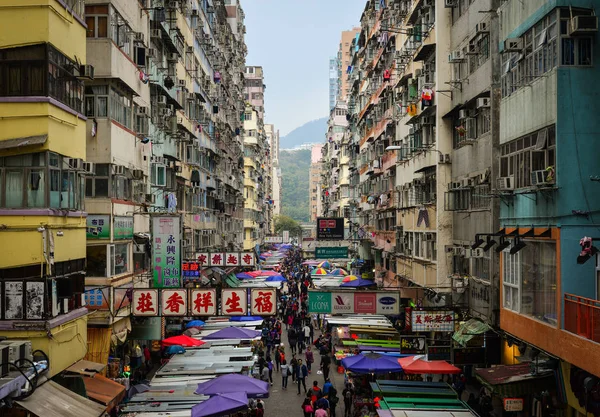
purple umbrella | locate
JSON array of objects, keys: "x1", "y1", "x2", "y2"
[
  {"x1": 195, "y1": 374, "x2": 269, "y2": 398},
  {"x1": 202, "y1": 326, "x2": 261, "y2": 340},
  {"x1": 265, "y1": 274, "x2": 287, "y2": 282},
  {"x1": 191, "y1": 392, "x2": 249, "y2": 417},
  {"x1": 340, "y1": 278, "x2": 377, "y2": 288},
  {"x1": 341, "y1": 353, "x2": 403, "y2": 374}
]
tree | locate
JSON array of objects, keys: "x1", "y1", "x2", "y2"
[{"x1": 274, "y1": 215, "x2": 303, "y2": 238}]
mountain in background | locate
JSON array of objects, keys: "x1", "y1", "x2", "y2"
[
  {"x1": 280, "y1": 117, "x2": 328, "y2": 149},
  {"x1": 279, "y1": 149, "x2": 311, "y2": 223}
]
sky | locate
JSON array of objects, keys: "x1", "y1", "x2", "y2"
[{"x1": 242, "y1": 0, "x2": 366, "y2": 136}]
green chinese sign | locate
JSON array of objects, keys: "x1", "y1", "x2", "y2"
[
  {"x1": 315, "y1": 247, "x2": 348, "y2": 259},
  {"x1": 152, "y1": 216, "x2": 181, "y2": 288},
  {"x1": 86, "y1": 215, "x2": 110, "y2": 239},
  {"x1": 308, "y1": 291, "x2": 332, "y2": 314},
  {"x1": 114, "y1": 216, "x2": 134, "y2": 240}
]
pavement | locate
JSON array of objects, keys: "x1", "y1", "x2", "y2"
[{"x1": 263, "y1": 324, "x2": 347, "y2": 417}]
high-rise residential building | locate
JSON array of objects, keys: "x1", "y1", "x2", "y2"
[
  {"x1": 329, "y1": 57, "x2": 338, "y2": 111},
  {"x1": 310, "y1": 144, "x2": 323, "y2": 221},
  {"x1": 265, "y1": 124, "x2": 282, "y2": 218},
  {"x1": 337, "y1": 28, "x2": 361, "y2": 102},
  {"x1": 243, "y1": 66, "x2": 271, "y2": 249},
  {"x1": 0, "y1": 0, "x2": 89, "y2": 378},
  {"x1": 321, "y1": 102, "x2": 349, "y2": 220}
]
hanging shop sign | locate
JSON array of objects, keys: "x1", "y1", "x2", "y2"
[
  {"x1": 250, "y1": 289, "x2": 277, "y2": 315},
  {"x1": 191, "y1": 289, "x2": 217, "y2": 316},
  {"x1": 86, "y1": 215, "x2": 110, "y2": 239},
  {"x1": 225, "y1": 253, "x2": 240, "y2": 266},
  {"x1": 315, "y1": 247, "x2": 348, "y2": 259},
  {"x1": 400, "y1": 336, "x2": 427, "y2": 354},
  {"x1": 265, "y1": 236, "x2": 283, "y2": 243},
  {"x1": 196, "y1": 253, "x2": 209, "y2": 266},
  {"x1": 282, "y1": 230, "x2": 290, "y2": 243},
  {"x1": 221, "y1": 289, "x2": 247, "y2": 316},
  {"x1": 114, "y1": 216, "x2": 134, "y2": 239},
  {"x1": 162, "y1": 289, "x2": 188, "y2": 316},
  {"x1": 503, "y1": 398, "x2": 524, "y2": 412},
  {"x1": 209, "y1": 253, "x2": 225, "y2": 267},
  {"x1": 152, "y1": 216, "x2": 181, "y2": 288},
  {"x1": 411, "y1": 310, "x2": 455, "y2": 332},
  {"x1": 182, "y1": 261, "x2": 204, "y2": 281},
  {"x1": 427, "y1": 345, "x2": 452, "y2": 361},
  {"x1": 317, "y1": 217, "x2": 345, "y2": 240},
  {"x1": 240, "y1": 252, "x2": 255, "y2": 266},
  {"x1": 133, "y1": 289, "x2": 159, "y2": 316},
  {"x1": 85, "y1": 287, "x2": 110, "y2": 310},
  {"x1": 307, "y1": 291, "x2": 399, "y2": 315}
]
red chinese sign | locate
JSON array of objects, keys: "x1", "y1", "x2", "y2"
[
  {"x1": 161, "y1": 289, "x2": 187, "y2": 316},
  {"x1": 221, "y1": 289, "x2": 247, "y2": 316},
  {"x1": 240, "y1": 252, "x2": 255, "y2": 267},
  {"x1": 225, "y1": 253, "x2": 239, "y2": 266},
  {"x1": 196, "y1": 253, "x2": 209, "y2": 266},
  {"x1": 251, "y1": 289, "x2": 276, "y2": 315},
  {"x1": 191, "y1": 289, "x2": 216, "y2": 316},
  {"x1": 132, "y1": 290, "x2": 159, "y2": 316},
  {"x1": 210, "y1": 253, "x2": 224, "y2": 266}
]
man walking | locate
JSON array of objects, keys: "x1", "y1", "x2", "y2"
[{"x1": 296, "y1": 359, "x2": 308, "y2": 395}]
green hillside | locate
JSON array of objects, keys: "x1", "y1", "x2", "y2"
[{"x1": 279, "y1": 149, "x2": 311, "y2": 223}]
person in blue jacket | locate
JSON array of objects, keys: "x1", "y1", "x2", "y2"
[{"x1": 296, "y1": 358, "x2": 308, "y2": 395}]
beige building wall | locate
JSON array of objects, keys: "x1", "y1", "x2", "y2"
[{"x1": 338, "y1": 28, "x2": 360, "y2": 101}]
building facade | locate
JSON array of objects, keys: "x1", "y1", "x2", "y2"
[
  {"x1": 265, "y1": 123, "x2": 282, "y2": 218},
  {"x1": 337, "y1": 28, "x2": 362, "y2": 102},
  {"x1": 310, "y1": 144, "x2": 323, "y2": 222},
  {"x1": 329, "y1": 57, "x2": 338, "y2": 111}
]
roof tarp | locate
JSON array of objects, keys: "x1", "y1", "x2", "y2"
[
  {"x1": 16, "y1": 381, "x2": 106, "y2": 417},
  {"x1": 452, "y1": 319, "x2": 492, "y2": 346},
  {"x1": 82, "y1": 374, "x2": 126, "y2": 411}
]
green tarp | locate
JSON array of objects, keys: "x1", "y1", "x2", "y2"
[{"x1": 452, "y1": 318, "x2": 492, "y2": 346}]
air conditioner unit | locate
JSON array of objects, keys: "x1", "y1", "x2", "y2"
[
  {"x1": 467, "y1": 41, "x2": 479, "y2": 54},
  {"x1": 182, "y1": 238, "x2": 191, "y2": 247},
  {"x1": 160, "y1": 107, "x2": 171, "y2": 117},
  {"x1": 177, "y1": 79, "x2": 186, "y2": 88},
  {"x1": 132, "y1": 169, "x2": 144, "y2": 180},
  {"x1": 0, "y1": 341, "x2": 32, "y2": 365},
  {"x1": 531, "y1": 170, "x2": 550, "y2": 186},
  {"x1": 167, "y1": 53, "x2": 179, "y2": 62},
  {"x1": 477, "y1": 97, "x2": 490, "y2": 108},
  {"x1": 464, "y1": 248, "x2": 473, "y2": 258},
  {"x1": 79, "y1": 64, "x2": 94, "y2": 80},
  {"x1": 448, "y1": 50, "x2": 464, "y2": 62},
  {"x1": 137, "y1": 106, "x2": 148, "y2": 116},
  {"x1": 473, "y1": 248, "x2": 484, "y2": 258},
  {"x1": 147, "y1": 48, "x2": 156, "y2": 58},
  {"x1": 157, "y1": 95, "x2": 168, "y2": 106},
  {"x1": 134, "y1": 32, "x2": 145, "y2": 43},
  {"x1": 145, "y1": 193, "x2": 156, "y2": 204},
  {"x1": 421, "y1": 116, "x2": 433, "y2": 125},
  {"x1": 444, "y1": 0, "x2": 458, "y2": 7},
  {"x1": 504, "y1": 38, "x2": 523, "y2": 52},
  {"x1": 168, "y1": 0, "x2": 180, "y2": 9},
  {"x1": 113, "y1": 165, "x2": 125, "y2": 175},
  {"x1": 83, "y1": 162, "x2": 94, "y2": 174},
  {"x1": 67, "y1": 158, "x2": 83, "y2": 170},
  {"x1": 452, "y1": 247, "x2": 465, "y2": 256},
  {"x1": 570, "y1": 16, "x2": 598, "y2": 35},
  {"x1": 458, "y1": 109, "x2": 471, "y2": 119},
  {"x1": 475, "y1": 22, "x2": 489, "y2": 34},
  {"x1": 497, "y1": 176, "x2": 515, "y2": 191},
  {"x1": 415, "y1": 68, "x2": 423, "y2": 77},
  {"x1": 191, "y1": 9, "x2": 199, "y2": 17},
  {"x1": 151, "y1": 29, "x2": 162, "y2": 39},
  {"x1": 175, "y1": 165, "x2": 183, "y2": 173}
]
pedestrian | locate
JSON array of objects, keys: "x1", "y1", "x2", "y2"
[
  {"x1": 342, "y1": 383, "x2": 354, "y2": 417},
  {"x1": 311, "y1": 380, "x2": 321, "y2": 404},
  {"x1": 452, "y1": 374, "x2": 465, "y2": 400},
  {"x1": 315, "y1": 404, "x2": 328, "y2": 417},
  {"x1": 289, "y1": 327, "x2": 297, "y2": 355},
  {"x1": 321, "y1": 354, "x2": 331, "y2": 382},
  {"x1": 303, "y1": 322, "x2": 311, "y2": 345},
  {"x1": 291, "y1": 354, "x2": 298, "y2": 382},
  {"x1": 274, "y1": 346, "x2": 281, "y2": 372},
  {"x1": 261, "y1": 364, "x2": 269, "y2": 383},
  {"x1": 323, "y1": 378, "x2": 333, "y2": 395},
  {"x1": 297, "y1": 359, "x2": 308, "y2": 395},
  {"x1": 143, "y1": 344, "x2": 152, "y2": 369},
  {"x1": 302, "y1": 398, "x2": 314, "y2": 417},
  {"x1": 305, "y1": 345, "x2": 314, "y2": 373},
  {"x1": 329, "y1": 386, "x2": 339, "y2": 417},
  {"x1": 316, "y1": 393, "x2": 330, "y2": 416},
  {"x1": 281, "y1": 359, "x2": 290, "y2": 389},
  {"x1": 298, "y1": 336, "x2": 305, "y2": 354},
  {"x1": 267, "y1": 357, "x2": 274, "y2": 385},
  {"x1": 256, "y1": 402, "x2": 264, "y2": 417}
]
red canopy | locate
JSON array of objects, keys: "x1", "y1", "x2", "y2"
[
  {"x1": 247, "y1": 270, "x2": 279, "y2": 277},
  {"x1": 398, "y1": 356, "x2": 461, "y2": 375},
  {"x1": 161, "y1": 335, "x2": 205, "y2": 347}
]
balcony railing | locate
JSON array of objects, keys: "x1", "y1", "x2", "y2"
[{"x1": 564, "y1": 293, "x2": 600, "y2": 344}]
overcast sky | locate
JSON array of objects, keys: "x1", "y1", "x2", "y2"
[{"x1": 242, "y1": 0, "x2": 366, "y2": 136}]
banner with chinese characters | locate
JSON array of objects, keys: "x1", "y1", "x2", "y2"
[
  {"x1": 114, "y1": 216, "x2": 134, "y2": 240},
  {"x1": 161, "y1": 289, "x2": 187, "y2": 316},
  {"x1": 152, "y1": 216, "x2": 181, "y2": 288},
  {"x1": 133, "y1": 289, "x2": 159, "y2": 316},
  {"x1": 195, "y1": 253, "x2": 209, "y2": 266},
  {"x1": 225, "y1": 253, "x2": 239, "y2": 266},
  {"x1": 240, "y1": 252, "x2": 255, "y2": 266},
  {"x1": 411, "y1": 310, "x2": 455, "y2": 332},
  {"x1": 250, "y1": 289, "x2": 276, "y2": 315},
  {"x1": 221, "y1": 289, "x2": 247, "y2": 315},
  {"x1": 182, "y1": 261, "x2": 204, "y2": 282},
  {"x1": 86, "y1": 215, "x2": 110, "y2": 239},
  {"x1": 191, "y1": 289, "x2": 216, "y2": 316},
  {"x1": 400, "y1": 336, "x2": 427, "y2": 354},
  {"x1": 209, "y1": 253, "x2": 224, "y2": 266}
]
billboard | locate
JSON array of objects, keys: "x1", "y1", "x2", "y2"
[
  {"x1": 317, "y1": 217, "x2": 345, "y2": 240},
  {"x1": 152, "y1": 216, "x2": 181, "y2": 288},
  {"x1": 307, "y1": 291, "x2": 399, "y2": 315}
]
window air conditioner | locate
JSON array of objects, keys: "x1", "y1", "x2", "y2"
[
  {"x1": 570, "y1": 16, "x2": 598, "y2": 35},
  {"x1": 145, "y1": 193, "x2": 156, "y2": 204},
  {"x1": 67, "y1": 158, "x2": 83, "y2": 170},
  {"x1": 473, "y1": 248, "x2": 484, "y2": 258},
  {"x1": 83, "y1": 162, "x2": 94, "y2": 174},
  {"x1": 147, "y1": 48, "x2": 156, "y2": 58},
  {"x1": 448, "y1": 50, "x2": 464, "y2": 62},
  {"x1": 464, "y1": 248, "x2": 473, "y2": 258},
  {"x1": 177, "y1": 79, "x2": 187, "y2": 88},
  {"x1": 453, "y1": 247, "x2": 465, "y2": 256},
  {"x1": 531, "y1": 170, "x2": 550, "y2": 186},
  {"x1": 134, "y1": 32, "x2": 145, "y2": 43},
  {"x1": 458, "y1": 109, "x2": 471, "y2": 119},
  {"x1": 476, "y1": 97, "x2": 490, "y2": 108},
  {"x1": 475, "y1": 22, "x2": 489, "y2": 34},
  {"x1": 167, "y1": 53, "x2": 179, "y2": 62},
  {"x1": 113, "y1": 165, "x2": 125, "y2": 175},
  {"x1": 158, "y1": 95, "x2": 168, "y2": 106},
  {"x1": 132, "y1": 169, "x2": 144, "y2": 180},
  {"x1": 444, "y1": 0, "x2": 458, "y2": 7},
  {"x1": 497, "y1": 176, "x2": 515, "y2": 191},
  {"x1": 137, "y1": 106, "x2": 148, "y2": 116},
  {"x1": 79, "y1": 65, "x2": 94, "y2": 80},
  {"x1": 503, "y1": 38, "x2": 523, "y2": 52},
  {"x1": 151, "y1": 29, "x2": 162, "y2": 39}
]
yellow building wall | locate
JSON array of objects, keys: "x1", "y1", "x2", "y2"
[
  {"x1": 0, "y1": 103, "x2": 87, "y2": 159},
  {"x1": 0, "y1": 215, "x2": 87, "y2": 269},
  {"x1": 0, "y1": 314, "x2": 88, "y2": 377},
  {"x1": 0, "y1": 0, "x2": 86, "y2": 62}
]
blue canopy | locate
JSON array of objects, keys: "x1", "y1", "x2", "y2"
[
  {"x1": 230, "y1": 316, "x2": 263, "y2": 322},
  {"x1": 265, "y1": 274, "x2": 287, "y2": 282},
  {"x1": 186, "y1": 320, "x2": 205, "y2": 328},
  {"x1": 165, "y1": 345, "x2": 186, "y2": 355},
  {"x1": 341, "y1": 353, "x2": 402, "y2": 374},
  {"x1": 340, "y1": 278, "x2": 377, "y2": 288}
]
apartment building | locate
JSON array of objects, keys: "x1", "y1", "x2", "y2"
[
  {"x1": 310, "y1": 144, "x2": 323, "y2": 222},
  {"x1": 321, "y1": 102, "x2": 349, "y2": 220},
  {"x1": 337, "y1": 28, "x2": 362, "y2": 101},
  {"x1": 0, "y1": 0, "x2": 90, "y2": 377},
  {"x1": 265, "y1": 123, "x2": 282, "y2": 218},
  {"x1": 329, "y1": 57, "x2": 338, "y2": 111}
]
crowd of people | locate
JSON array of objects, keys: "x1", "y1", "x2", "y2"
[{"x1": 247, "y1": 248, "x2": 354, "y2": 417}]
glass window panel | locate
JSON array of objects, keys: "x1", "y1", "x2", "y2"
[
  {"x1": 5, "y1": 170, "x2": 23, "y2": 207},
  {"x1": 49, "y1": 169, "x2": 60, "y2": 207},
  {"x1": 95, "y1": 178, "x2": 109, "y2": 197},
  {"x1": 114, "y1": 243, "x2": 129, "y2": 275},
  {"x1": 28, "y1": 169, "x2": 45, "y2": 207}
]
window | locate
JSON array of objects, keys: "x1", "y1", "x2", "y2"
[
  {"x1": 472, "y1": 255, "x2": 490, "y2": 281},
  {"x1": 113, "y1": 243, "x2": 129, "y2": 275},
  {"x1": 151, "y1": 163, "x2": 166, "y2": 187},
  {"x1": 109, "y1": 87, "x2": 133, "y2": 129},
  {"x1": 244, "y1": 112, "x2": 252, "y2": 121},
  {"x1": 503, "y1": 241, "x2": 557, "y2": 324},
  {"x1": 561, "y1": 37, "x2": 592, "y2": 66},
  {"x1": 85, "y1": 5, "x2": 109, "y2": 38},
  {"x1": 86, "y1": 243, "x2": 130, "y2": 277},
  {"x1": 86, "y1": 163, "x2": 109, "y2": 198},
  {"x1": 500, "y1": 125, "x2": 556, "y2": 189},
  {"x1": 85, "y1": 85, "x2": 109, "y2": 118}
]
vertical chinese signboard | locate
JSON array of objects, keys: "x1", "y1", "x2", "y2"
[
  {"x1": 191, "y1": 289, "x2": 216, "y2": 316},
  {"x1": 132, "y1": 289, "x2": 159, "y2": 316},
  {"x1": 251, "y1": 289, "x2": 276, "y2": 315},
  {"x1": 221, "y1": 289, "x2": 247, "y2": 316},
  {"x1": 152, "y1": 216, "x2": 181, "y2": 288},
  {"x1": 161, "y1": 289, "x2": 187, "y2": 316}
]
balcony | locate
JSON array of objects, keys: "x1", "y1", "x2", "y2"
[{"x1": 565, "y1": 293, "x2": 600, "y2": 344}]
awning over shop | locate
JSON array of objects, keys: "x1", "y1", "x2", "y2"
[
  {"x1": 16, "y1": 381, "x2": 106, "y2": 417},
  {"x1": 476, "y1": 362, "x2": 555, "y2": 397},
  {"x1": 0, "y1": 134, "x2": 47, "y2": 150},
  {"x1": 65, "y1": 359, "x2": 106, "y2": 377},
  {"x1": 82, "y1": 374, "x2": 126, "y2": 412},
  {"x1": 452, "y1": 318, "x2": 492, "y2": 346}
]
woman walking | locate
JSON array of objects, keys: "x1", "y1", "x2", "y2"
[
  {"x1": 280, "y1": 359, "x2": 290, "y2": 390},
  {"x1": 301, "y1": 397, "x2": 314, "y2": 417},
  {"x1": 305, "y1": 345, "x2": 314, "y2": 374}
]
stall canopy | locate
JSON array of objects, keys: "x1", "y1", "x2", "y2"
[
  {"x1": 203, "y1": 326, "x2": 261, "y2": 340},
  {"x1": 452, "y1": 318, "x2": 492, "y2": 346},
  {"x1": 398, "y1": 356, "x2": 461, "y2": 375},
  {"x1": 265, "y1": 274, "x2": 286, "y2": 282},
  {"x1": 342, "y1": 353, "x2": 403, "y2": 374},
  {"x1": 16, "y1": 381, "x2": 106, "y2": 417},
  {"x1": 230, "y1": 316, "x2": 263, "y2": 322},
  {"x1": 82, "y1": 374, "x2": 126, "y2": 412},
  {"x1": 186, "y1": 320, "x2": 206, "y2": 328},
  {"x1": 475, "y1": 362, "x2": 556, "y2": 397},
  {"x1": 340, "y1": 278, "x2": 377, "y2": 288},
  {"x1": 194, "y1": 374, "x2": 269, "y2": 398},
  {"x1": 162, "y1": 335, "x2": 206, "y2": 347},
  {"x1": 191, "y1": 392, "x2": 249, "y2": 417}
]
